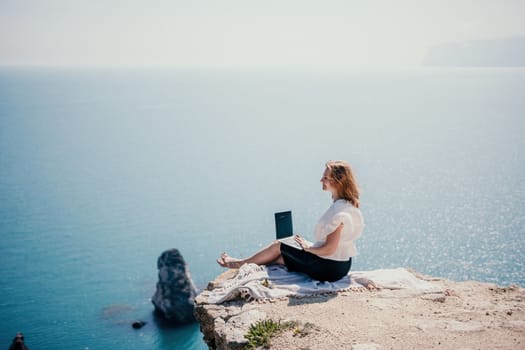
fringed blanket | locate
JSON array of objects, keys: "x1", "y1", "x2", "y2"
[{"x1": 205, "y1": 264, "x2": 442, "y2": 304}]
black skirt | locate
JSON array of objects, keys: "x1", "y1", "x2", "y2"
[{"x1": 280, "y1": 243, "x2": 352, "y2": 282}]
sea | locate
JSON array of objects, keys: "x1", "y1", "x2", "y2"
[{"x1": 0, "y1": 67, "x2": 524, "y2": 349}]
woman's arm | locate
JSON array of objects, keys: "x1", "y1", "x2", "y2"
[{"x1": 295, "y1": 223, "x2": 343, "y2": 257}]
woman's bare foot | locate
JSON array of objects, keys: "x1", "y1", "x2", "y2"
[{"x1": 216, "y1": 252, "x2": 244, "y2": 268}]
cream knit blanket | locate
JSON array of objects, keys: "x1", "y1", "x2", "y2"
[{"x1": 205, "y1": 264, "x2": 442, "y2": 304}]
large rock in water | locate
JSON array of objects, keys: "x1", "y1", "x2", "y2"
[{"x1": 152, "y1": 249, "x2": 198, "y2": 323}]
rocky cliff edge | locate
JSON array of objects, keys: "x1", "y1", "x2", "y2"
[{"x1": 194, "y1": 269, "x2": 524, "y2": 350}]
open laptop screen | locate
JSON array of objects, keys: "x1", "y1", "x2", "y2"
[{"x1": 275, "y1": 211, "x2": 293, "y2": 239}]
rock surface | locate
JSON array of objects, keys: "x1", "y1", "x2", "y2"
[
  {"x1": 152, "y1": 248, "x2": 198, "y2": 323},
  {"x1": 194, "y1": 269, "x2": 525, "y2": 350},
  {"x1": 131, "y1": 320, "x2": 147, "y2": 329},
  {"x1": 8, "y1": 332, "x2": 30, "y2": 350}
]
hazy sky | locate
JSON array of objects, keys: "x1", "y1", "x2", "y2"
[{"x1": 1, "y1": 0, "x2": 524, "y2": 69}]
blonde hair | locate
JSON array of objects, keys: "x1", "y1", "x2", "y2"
[{"x1": 326, "y1": 160, "x2": 360, "y2": 208}]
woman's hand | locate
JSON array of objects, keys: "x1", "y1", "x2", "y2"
[
  {"x1": 294, "y1": 235, "x2": 310, "y2": 250},
  {"x1": 296, "y1": 224, "x2": 343, "y2": 257}
]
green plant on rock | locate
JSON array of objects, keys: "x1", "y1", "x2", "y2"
[{"x1": 244, "y1": 319, "x2": 297, "y2": 349}]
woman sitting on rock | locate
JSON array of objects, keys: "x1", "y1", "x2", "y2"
[{"x1": 217, "y1": 160, "x2": 364, "y2": 282}]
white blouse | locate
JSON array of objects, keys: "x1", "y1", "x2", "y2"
[{"x1": 312, "y1": 199, "x2": 364, "y2": 261}]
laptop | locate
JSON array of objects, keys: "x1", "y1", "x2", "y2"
[{"x1": 274, "y1": 211, "x2": 311, "y2": 250}]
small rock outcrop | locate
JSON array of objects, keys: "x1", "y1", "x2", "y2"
[
  {"x1": 8, "y1": 333, "x2": 30, "y2": 350},
  {"x1": 131, "y1": 320, "x2": 147, "y2": 329},
  {"x1": 152, "y1": 249, "x2": 198, "y2": 323}
]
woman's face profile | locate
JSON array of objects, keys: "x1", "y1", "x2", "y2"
[{"x1": 320, "y1": 168, "x2": 335, "y2": 193}]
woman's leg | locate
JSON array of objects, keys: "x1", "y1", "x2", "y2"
[{"x1": 217, "y1": 241, "x2": 284, "y2": 268}]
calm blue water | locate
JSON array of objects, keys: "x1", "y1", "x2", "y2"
[{"x1": 0, "y1": 67, "x2": 524, "y2": 349}]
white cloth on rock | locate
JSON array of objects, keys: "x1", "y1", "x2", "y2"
[{"x1": 205, "y1": 264, "x2": 441, "y2": 304}]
